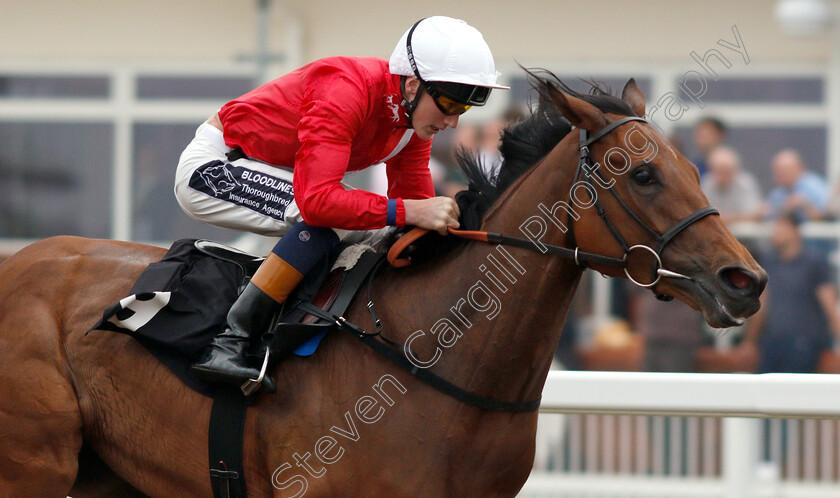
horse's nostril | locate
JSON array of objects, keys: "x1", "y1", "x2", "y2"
[
  {"x1": 724, "y1": 268, "x2": 752, "y2": 290},
  {"x1": 716, "y1": 265, "x2": 761, "y2": 296}
]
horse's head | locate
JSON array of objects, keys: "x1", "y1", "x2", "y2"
[{"x1": 543, "y1": 77, "x2": 766, "y2": 327}]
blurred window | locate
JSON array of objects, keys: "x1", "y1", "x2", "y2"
[
  {"x1": 0, "y1": 68, "x2": 261, "y2": 243},
  {"x1": 0, "y1": 122, "x2": 112, "y2": 238},
  {"x1": 680, "y1": 77, "x2": 823, "y2": 104},
  {"x1": 132, "y1": 123, "x2": 238, "y2": 242},
  {"x1": 509, "y1": 75, "x2": 653, "y2": 106},
  {"x1": 0, "y1": 75, "x2": 110, "y2": 98},
  {"x1": 136, "y1": 76, "x2": 254, "y2": 100}
]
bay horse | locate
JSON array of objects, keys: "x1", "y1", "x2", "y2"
[{"x1": 0, "y1": 74, "x2": 765, "y2": 497}]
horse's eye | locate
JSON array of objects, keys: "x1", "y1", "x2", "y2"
[{"x1": 632, "y1": 168, "x2": 654, "y2": 186}]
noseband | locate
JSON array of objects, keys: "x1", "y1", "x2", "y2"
[{"x1": 574, "y1": 116, "x2": 718, "y2": 287}]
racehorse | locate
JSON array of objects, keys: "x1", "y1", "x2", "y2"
[{"x1": 0, "y1": 74, "x2": 766, "y2": 497}]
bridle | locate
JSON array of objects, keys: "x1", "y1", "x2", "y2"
[
  {"x1": 367, "y1": 116, "x2": 721, "y2": 411},
  {"x1": 387, "y1": 116, "x2": 719, "y2": 290},
  {"x1": 572, "y1": 116, "x2": 719, "y2": 287}
]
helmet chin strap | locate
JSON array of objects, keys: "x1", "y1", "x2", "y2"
[{"x1": 399, "y1": 75, "x2": 425, "y2": 129}]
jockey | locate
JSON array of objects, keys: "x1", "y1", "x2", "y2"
[{"x1": 174, "y1": 16, "x2": 508, "y2": 387}]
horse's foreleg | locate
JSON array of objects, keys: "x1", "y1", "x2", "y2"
[{"x1": 0, "y1": 301, "x2": 84, "y2": 497}]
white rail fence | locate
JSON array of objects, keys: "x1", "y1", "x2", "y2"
[{"x1": 522, "y1": 371, "x2": 840, "y2": 498}]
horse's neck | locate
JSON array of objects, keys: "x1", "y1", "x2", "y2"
[{"x1": 382, "y1": 139, "x2": 582, "y2": 403}]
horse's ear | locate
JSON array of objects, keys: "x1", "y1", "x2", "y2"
[
  {"x1": 621, "y1": 78, "x2": 646, "y2": 117},
  {"x1": 544, "y1": 82, "x2": 608, "y2": 133}
]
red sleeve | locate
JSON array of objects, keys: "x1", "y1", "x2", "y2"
[
  {"x1": 293, "y1": 73, "x2": 395, "y2": 230},
  {"x1": 383, "y1": 133, "x2": 435, "y2": 226},
  {"x1": 386, "y1": 134, "x2": 435, "y2": 198}
]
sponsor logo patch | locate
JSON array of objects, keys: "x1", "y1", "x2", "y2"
[
  {"x1": 189, "y1": 160, "x2": 295, "y2": 222},
  {"x1": 197, "y1": 161, "x2": 240, "y2": 195}
]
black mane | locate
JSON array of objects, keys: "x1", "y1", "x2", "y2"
[{"x1": 407, "y1": 70, "x2": 636, "y2": 263}]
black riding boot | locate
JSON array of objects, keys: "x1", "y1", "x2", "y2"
[
  {"x1": 192, "y1": 221, "x2": 338, "y2": 389},
  {"x1": 192, "y1": 283, "x2": 280, "y2": 385}
]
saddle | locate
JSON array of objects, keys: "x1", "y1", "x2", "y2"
[{"x1": 91, "y1": 238, "x2": 384, "y2": 397}]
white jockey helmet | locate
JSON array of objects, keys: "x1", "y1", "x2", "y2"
[{"x1": 389, "y1": 17, "x2": 508, "y2": 109}]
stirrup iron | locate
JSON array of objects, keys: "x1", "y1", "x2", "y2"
[{"x1": 241, "y1": 347, "x2": 271, "y2": 396}]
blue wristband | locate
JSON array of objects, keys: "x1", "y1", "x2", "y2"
[{"x1": 386, "y1": 199, "x2": 398, "y2": 226}]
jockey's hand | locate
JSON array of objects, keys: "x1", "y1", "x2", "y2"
[{"x1": 404, "y1": 197, "x2": 460, "y2": 235}]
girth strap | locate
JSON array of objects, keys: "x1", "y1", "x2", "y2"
[{"x1": 208, "y1": 388, "x2": 248, "y2": 498}]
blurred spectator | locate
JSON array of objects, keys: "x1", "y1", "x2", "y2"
[
  {"x1": 477, "y1": 118, "x2": 504, "y2": 178},
  {"x1": 740, "y1": 212, "x2": 840, "y2": 373},
  {"x1": 473, "y1": 105, "x2": 527, "y2": 181},
  {"x1": 627, "y1": 285, "x2": 704, "y2": 372},
  {"x1": 437, "y1": 123, "x2": 479, "y2": 197},
  {"x1": 450, "y1": 121, "x2": 480, "y2": 155},
  {"x1": 765, "y1": 148, "x2": 829, "y2": 221},
  {"x1": 554, "y1": 305, "x2": 579, "y2": 370},
  {"x1": 501, "y1": 103, "x2": 527, "y2": 125},
  {"x1": 700, "y1": 146, "x2": 762, "y2": 224},
  {"x1": 821, "y1": 178, "x2": 840, "y2": 222},
  {"x1": 692, "y1": 117, "x2": 727, "y2": 177}
]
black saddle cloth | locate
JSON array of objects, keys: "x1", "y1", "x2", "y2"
[{"x1": 90, "y1": 238, "x2": 343, "y2": 397}]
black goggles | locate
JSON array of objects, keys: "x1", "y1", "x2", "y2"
[{"x1": 405, "y1": 18, "x2": 492, "y2": 116}]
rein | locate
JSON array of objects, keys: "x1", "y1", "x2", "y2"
[
  {"x1": 365, "y1": 115, "x2": 719, "y2": 413},
  {"x1": 388, "y1": 116, "x2": 719, "y2": 289},
  {"x1": 388, "y1": 226, "x2": 625, "y2": 268}
]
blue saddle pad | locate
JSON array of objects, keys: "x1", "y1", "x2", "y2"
[{"x1": 294, "y1": 331, "x2": 327, "y2": 356}]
